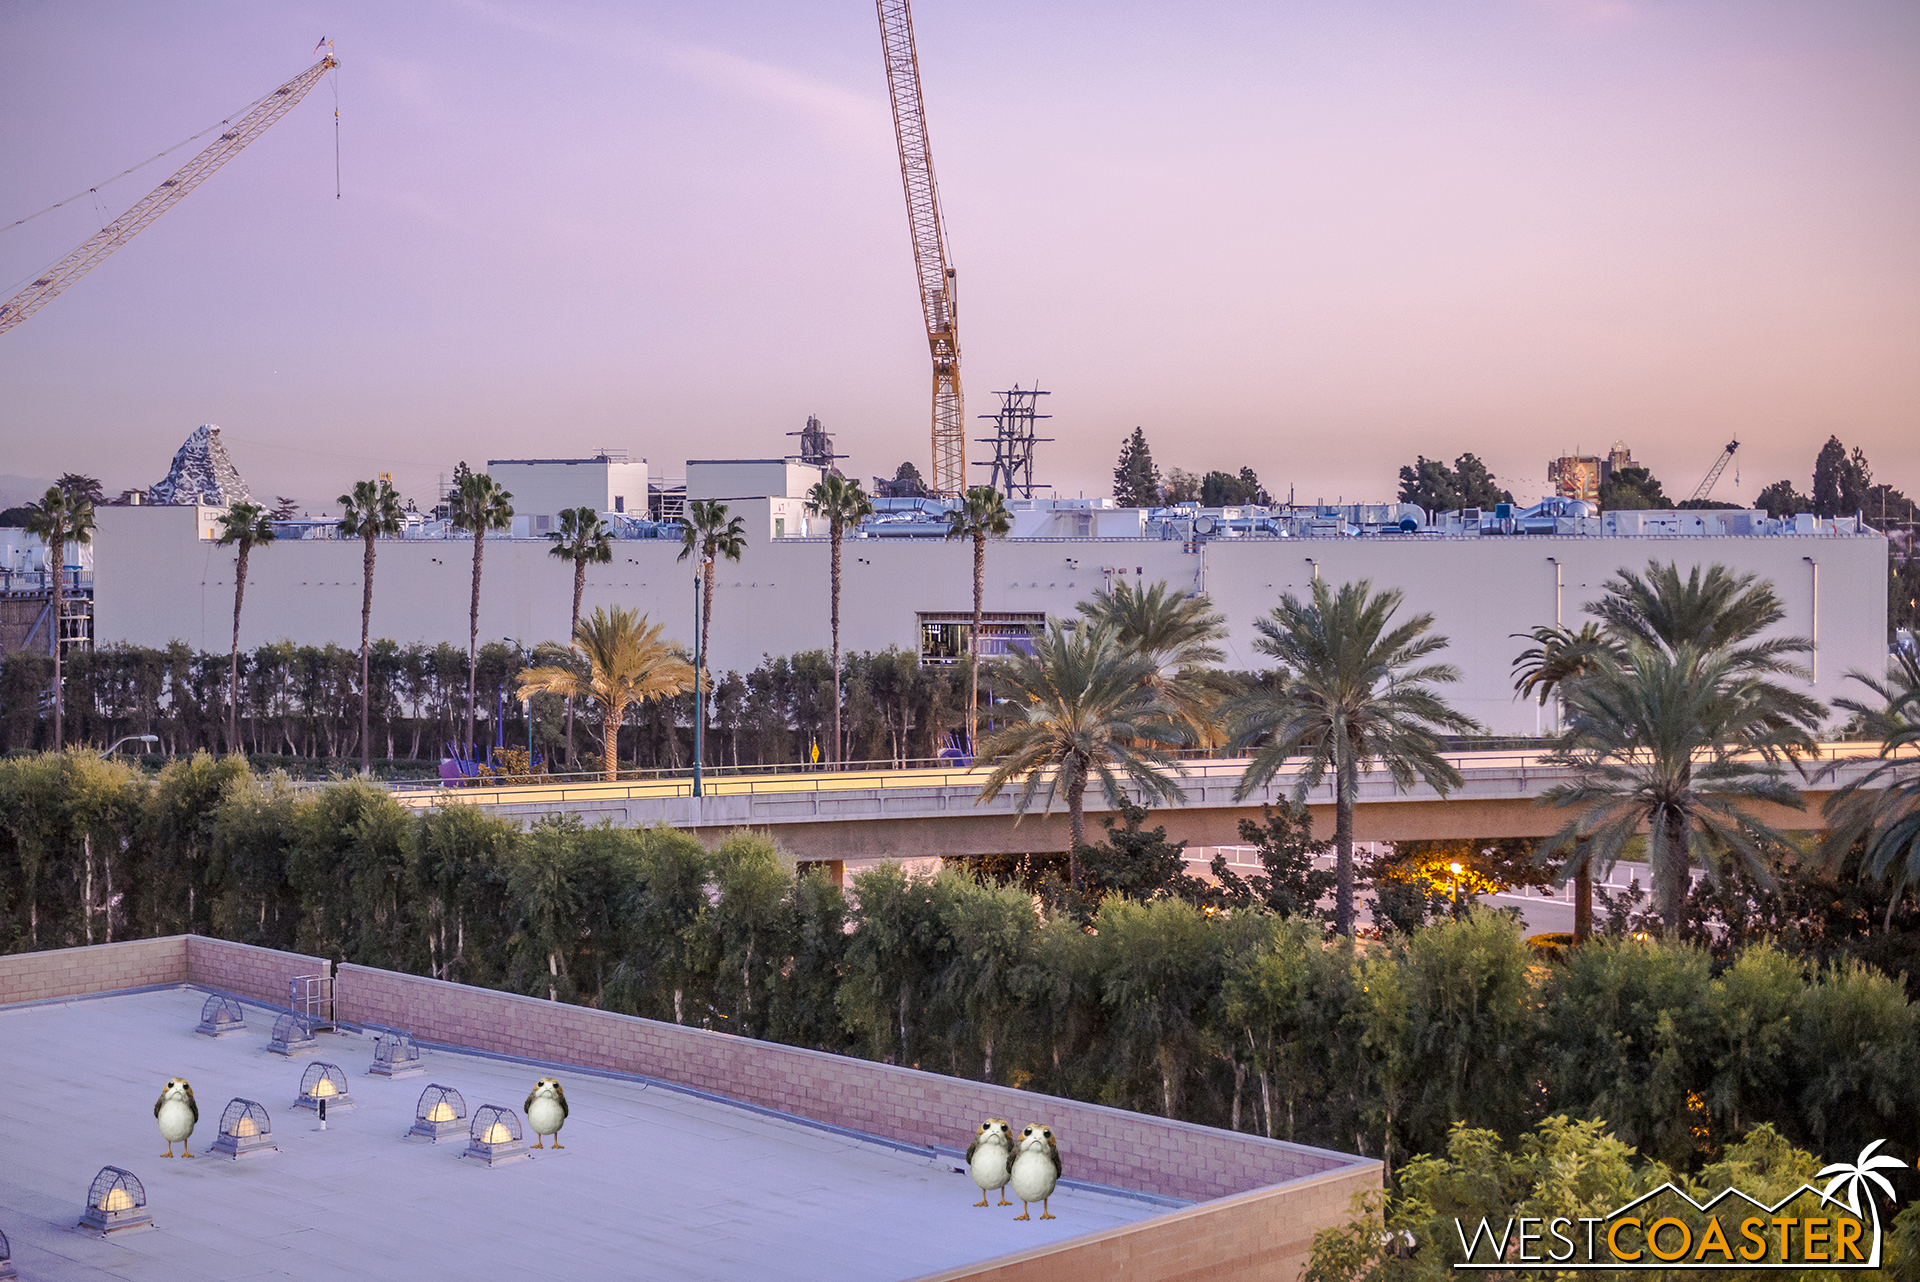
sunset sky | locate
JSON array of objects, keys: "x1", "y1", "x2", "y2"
[{"x1": 2, "y1": 0, "x2": 1915, "y2": 513}]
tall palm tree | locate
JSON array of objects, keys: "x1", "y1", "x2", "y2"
[
  {"x1": 516, "y1": 606, "x2": 697, "y2": 781},
  {"x1": 337, "y1": 478, "x2": 405, "y2": 774},
  {"x1": 1539, "y1": 641, "x2": 1814, "y2": 933},
  {"x1": 1821, "y1": 651, "x2": 1920, "y2": 915},
  {"x1": 1227, "y1": 579, "x2": 1479, "y2": 936},
  {"x1": 23, "y1": 484, "x2": 96, "y2": 750},
  {"x1": 1511, "y1": 621, "x2": 1617, "y2": 939},
  {"x1": 214, "y1": 501, "x2": 276, "y2": 755},
  {"x1": 804, "y1": 475, "x2": 873, "y2": 762},
  {"x1": 677, "y1": 499, "x2": 745, "y2": 765},
  {"x1": 1079, "y1": 578, "x2": 1233, "y2": 745},
  {"x1": 975, "y1": 618, "x2": 1187, "y2": 895},
  {"x1": 547, "y1": 506, "x2": 613, "y2": 767},
  {"x1": 448, "y1": 466, "x2": 514, "y2": 754},
  {"x1": 945, "y1": 486, "x2": 1013, "y2": 753}
]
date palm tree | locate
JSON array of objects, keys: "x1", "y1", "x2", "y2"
[
  {"x1": 516, "y1": 606, "x2": 697, "y2": 781},
  {"x1": 547, "y1": 506, "x2": 613, "y2": 767},
  {"x1": 946, "y1": 486, "x2": 1013, "y2": 753},
  {"x1": 677, "y1": 499, "x2": 746, "y2": 764},
  {"x1": 975, "y1": 618, "x2": 1186, "y2": 896},
  {"x1": 337, "y1": 478, "x2": 405, "y2": 774},
  {"x1": 1511, "y1": 621, "x2": 1617, "y2": 938},
  {"x1": 1539, "y1": 640, "x2": 1814, "y2": 933},
  {"x1": 1821, "y1": 650, "x2": 1920, "y2": 918},
  {"x1": 448, "y1": 466, "x2": 514, "y2": 755},
  {"x1": 214, "y1": 501, "x2": 276, "y2": 755},
  {"x1": 1079, "y1": 578, "x2": 1233, "y2": 746},
  {"x1": 1228, "y1": 579, "x2": 1480, "y2": 936},
  {"x1": 23, "y1": 484, "x2": 96, "y2": 750},
  {"x1": 804, "y1": 475, "x2": 873, "y2": 762}
]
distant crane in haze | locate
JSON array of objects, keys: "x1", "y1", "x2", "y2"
[
  {"x1": 1689, "y1": 440, "x2": 1740, "y2": 504},
  {"x1": 0, "y1": 51, "x2": 338, "y2": 337},
  {"x1": 875, "y1": 0, "x2": 965, "y2": 496}
]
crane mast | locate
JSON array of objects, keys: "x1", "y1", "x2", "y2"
[
  {"x1": 0, "y1": 53, "x2": 337, "y2": 337},
  {"x1": 1689, "y1": 439, "x2": 1739, "y2": 504},
  {"x1": 875, "y1": 0, "x2": 964, "y2": 496}
]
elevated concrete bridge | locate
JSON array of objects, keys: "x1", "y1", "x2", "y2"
[{"x1": 394, "y1": 744, "x2": 1904, "y2": 866}]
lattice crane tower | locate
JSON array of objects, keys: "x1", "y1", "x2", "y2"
[
  {"x1": 0, "y1": 52, "x2": 338, "y2": 336},
  {"x1": 876, "y1": 0, "x2": 965, "y2": 496}
]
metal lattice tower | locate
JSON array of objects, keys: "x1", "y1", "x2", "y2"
[
  {"x1": 974, "y1": 385, "x2": 1052, "y2": 499},
  {"x1": 0, "y1": 54, "x2": 339, "y2": 336},
  {"x1": 876, "y1": 0, "x2": 964, "y2": 495}
]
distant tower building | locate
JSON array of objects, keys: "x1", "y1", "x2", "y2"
[{"x1": 147, "y1": 425, "x2": 252, "y2": 507}]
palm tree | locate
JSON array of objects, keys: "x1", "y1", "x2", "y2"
[
  {"x1": 804, "y1": 475, "x2": 873, "y2": 762},
  {"x1": 1821, "y1": 651, "x2": 1920, "y2": 915},
  {"x1": 677, "y1": 498, "x2": 745, "y2": 764},
  {"x1": 547, "y1": 506, "x2": 613, "y2": 768},
  {"x1": 214, "y1": 501, "x2": 276, "y2": 754},
  {"x1": 448, "y1": 466, "x2": 514, "y2": 754},
  {"x1": 1227, "y1": 579, "x2": 1480, "y2": 936},
  {"x1": 516, "y1": 606, "x2": 697, "y2": 781},
  {"x1": 1817, "y1": 1140, "x2": 1905, "y2": 1267},
  {"x1": 1079, "y1": 578, "x2": 1233, "y2": 745},
  {"x1": 23, "y1": 484, "x2": 96, "y2": 750},
  {"x1": 975, "y1": 618, "x2": 1187, "y2": 895},
  {"x1": 945, "y1": 486, "x2": 1013, "y2": 752},
  {"x1": 1511, "y1": 621, "x2": 1617, "y2": 938},
  {"x1": 337, "y1": 478, "x2": 405, "y2": 775},
  {"x1": 1539, "y1": 641, "x2": 1813, "y2": 933}
]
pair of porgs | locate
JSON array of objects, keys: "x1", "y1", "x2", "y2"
[{"x1": 965, "y1": 1118, "x2": 1061, "y2": 1220}]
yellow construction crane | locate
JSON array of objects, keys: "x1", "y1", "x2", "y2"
[
  {"x1": 0, "y1": 52, "x2": 338, "y2": 337},
  {"x1": 875, "y1": 0, "x2": 964, "y2": 496}
]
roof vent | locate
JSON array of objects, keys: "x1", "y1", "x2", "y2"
[
  {"x1": 196, "y1": 994, "x2": 247, "y2": 1037},
  {"x1": 409, "y1": 1084, "x2": 468, "y2": 1142},
  {"x1": 0, "y1": 1224, "x2": 14, "y2": 1280},
  {"x1": 78, "y1": 1167, "x2": 152, "y2": 1235},
  {"x1": 267, "y1": 1012, "x2": 318, "y2": 1056},
  {"x1": 369, "y1": 1031, "x2": 423, "y2": 1078},
  {"x1": 210, "y1": 1099, "x2": 277, "y2": 1159},
  {"x1": 296, "y1": 1063, "x2": 353, "y2": 1112},
  {"x1": 463, "y1": 1105, "x2": 529, "y2": 1166}
]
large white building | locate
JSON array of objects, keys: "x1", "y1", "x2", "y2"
[{"x1": 85, "y1": 459, "x2": 1891, "y2": 736}]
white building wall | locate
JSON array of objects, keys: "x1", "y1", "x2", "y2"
[
  {"x1": 486, "y1": 458, "x2": 650, "y2": 521},
  {"x1": 90, "y1": 505, "x2": 1888, "y2": 736}
]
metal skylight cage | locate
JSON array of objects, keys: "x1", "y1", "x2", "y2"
[
  {"x1": 195, "y1": 993, "x2": 246, "y2": 1037},
  {"x1": 210, "y1": 1098, "x2": 277, "y2": 1158},
  {"x1": 463, "y1": 1105, "x2": 528, "y2": 1166},
  {"x1": 0, "y1": 1224, "x2": 15, "y2": 1279},
  {"x1": 78, "y1": 1167, "x2": 151, "y2": 1234},
  {"x1": 410, "y1": 1084, "x2": 467, "y2": 1141},
  {"x1": 268, "y1": 1011, "x2": 318, "y2": 1056},
  {"x1": 296, "y1": 1062, "x2": 352, "y2": 1111},
  {"x1": 369, "y1": 1030, "x2": 423, "y2": 1077}
]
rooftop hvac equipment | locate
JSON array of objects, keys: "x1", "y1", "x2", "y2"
[
  {"x1": 210, "y1": 1099, "x2": 277, "y2": 1159},
  {"x1": 463, "y1": 1105, "x2": 529, "y2": 1166},
  {"x1": 410, "y1": 1085, "x2": 468, "y2": 1141},
  {"x1": 196, "y1": 994, "x2": 247, "y2": 1038},
  {"x1": 78, "y1": 1167, "x2": 152, "y2": 1235},
  {"x1": 0, "y1": 1224, "x2": 14, "y2": 1280},
  {"x1": 296, "y1": 1063, "x2": 353, "y2": 1112},
  {"x1": 267, "y1": 1011, "x2": 318, "y2": 1056},
  {"x1": 369, "y1": 1031, "x2": 424, "y2": 1078}
]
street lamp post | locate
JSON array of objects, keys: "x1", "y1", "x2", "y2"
[
  {"x1": 692, "y1": 560, "x2": 709, "y2": 798},
  {"x1": 1449, "y1": 861, "x2": 1463, "y2": 918}
]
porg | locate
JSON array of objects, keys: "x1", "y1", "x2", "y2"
[
  {"x1": 524, "y1": 1077, "x2": 568, "y2": 1149},
  {"x1": 1010, "y1": 1123, "x2": 1061, "y2": 1220},
  {"x1": 965, "y1": 1118, "x2": 1014, "y2": 1207},
  {"x1": 155, "y1": 1078, "x2": 198, "y2": 1158}
]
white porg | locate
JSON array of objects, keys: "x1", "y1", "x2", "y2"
[
  {"x1": 1009, "y1": 1123, "x2": 1061, "y2": 1221},
  {"x1": 965, "y1": 1118, "x2": 1014, "y2": 1207},
  {"x1": 155, "y1": 1077, "x2": 198, "y2": 1158},
  {"x1": 524, "y1": 1077, "x2": 568, "y2": 1149}
]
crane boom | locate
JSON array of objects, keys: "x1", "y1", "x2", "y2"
[
  {"x1": 1689, "y1": 439, "x2": 1739, "y2": 504},
  {"x1": 875, "y1": 0, "x2": 964, "y2": 495},
  {"x1": 0, "y1": 54, "x2": 337, "y2": 337}
]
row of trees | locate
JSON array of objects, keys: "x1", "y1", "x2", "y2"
[
  {"x1": 1111, "y1": 426, "x2": 1271, "y2": 508},
  {"x1": 0, "y1": 749, "x2": 1912, "y2": 1175}
]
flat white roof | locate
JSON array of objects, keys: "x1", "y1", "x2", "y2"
[{"x1": 0, "y1": 988, "x2": 1160, "y2": 1281}]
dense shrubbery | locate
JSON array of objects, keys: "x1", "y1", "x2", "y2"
[{"x1": 4, "y1": 750, "x2": 1916, "y2": 1182}]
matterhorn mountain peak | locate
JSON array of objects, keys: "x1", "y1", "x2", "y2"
[{"x1": 146, "y1": 424, "x2": 252, "y2": 507}]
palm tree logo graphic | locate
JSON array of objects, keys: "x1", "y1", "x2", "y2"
[{"x1": 1817, "y1": 1139, "x2": 1907, "y2": 1267}]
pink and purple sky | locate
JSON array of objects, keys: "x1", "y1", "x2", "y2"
[{"x1": 2, "y1": 0, "x2": 1916, "y2": 513}]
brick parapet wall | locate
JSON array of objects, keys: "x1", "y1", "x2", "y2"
[
  {"x1": 185, "y1": 936, "x2": 331, "y2": 1008},
  {"x1": 335, "y1": 961, "x2": 1366, "y2": 1206},
  {"x1": 0, "y1": 936, "x2": 188, "y2": 1004}
]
